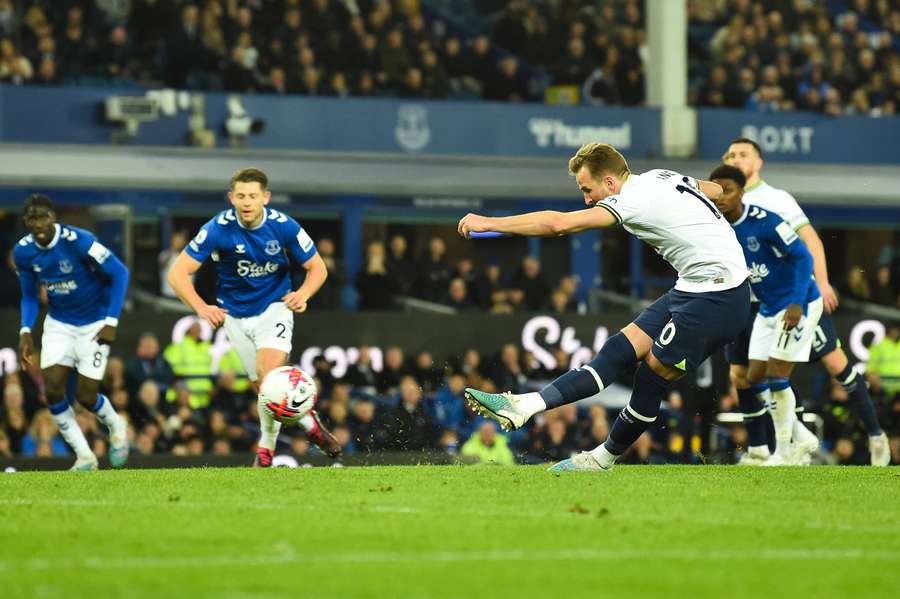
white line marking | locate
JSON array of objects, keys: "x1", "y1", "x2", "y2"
[{"x1": 1, "y1": 548, "x2": 897, "y2": 573}]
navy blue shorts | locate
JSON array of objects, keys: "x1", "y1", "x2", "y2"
[
  {"x1": 634, "y1": 280, "x2": 751, "y2": 372},
  {"x1": 810, "y1": 311, "x2": 840, "y2": 361},
  {"x1": 725, "y1": 303, "x2": 839, "y2": 365}
]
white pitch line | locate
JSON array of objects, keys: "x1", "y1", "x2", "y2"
[{"x1": 1, "y1": 548, "x2": 898, "y2": 574}]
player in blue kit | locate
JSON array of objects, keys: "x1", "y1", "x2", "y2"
[
  {"x1": 710, "y1": 165, "x2": 823, "y2": 465},
  {"x1": 167, "y1": 168, "x2": 338, "y2": 466},
  {"x1": 14, "y1": 194, "x2": 130, "y2": 471},
  {"x1": 722, "y1": 139, "x2": 889, "y2": 466}
]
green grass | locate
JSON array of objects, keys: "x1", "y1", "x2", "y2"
[{"x1": 2, "y1": 466, "x2": 899, "y2": 599}]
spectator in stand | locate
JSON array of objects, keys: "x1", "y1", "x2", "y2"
[
  {"x1": 461, "y1": 421, "x2": 514, "y2": 465},
  {"x1": 416, "y1": 237, "x2": 451, "y2": 302},
  {"x1": 159, "y1": 231, "x2": 189, "y2": 298},
  {"x1": 553, "y1": 36, "x2": 593, "y2": 87},
  {"x1": 839, "y1": 265, "x2": 871, "y2": 301},
  {"x1": 21, "y1": 410, "x2": 69, "y2": 457},
  {"x1": 446, "y1": 277, "x2": 475, "y2": 311},
  {"x1": 410, "y1": 351, "x2": 443, "y2": 395},
  {"x1": 475, "y1": 262, "x2": 504, "y2": 309},
  {"x1": 867, "y1": 322, "x2": 900, "y2": 401},
  {"x1": 313, "y1": 238, "x2": 344, "y2": 309},
  {"x1": 0, "y1": 38, "x2": 33, "y2": 84},
  {"x1": 379, "y1": 376, "x2": 435, "y2": 451},
  {"x1": 509, "y1": 256, "x2": 551, "y2": 311},
  {"x1": 163, "y1": 321, "x2": 213, "y2": 409},
  {"x1": 490, "y1": 344, "x2": 527, "y2": 394},
  {"x1": 871, "y1": 265, "x2": 898, "y2": 307},
  {"x1": 428, "y1": 372, "x2": 470, "y2": 436},
  {"x1": 483, "y1": 56, "x2": 529, "y2": 102},
  {"x1": 378, "y1": 346, "x2": 407, "y2": 395},
  {"x1": 380, "y1": 26, "x2": 411, "y2": 91},
  {"x1": 386, "y1": 235, "x2": 415, "y2": 296},
  {"x1": 344, "y1": 346, "x2": 379, "y2": 395},
  {"x1": 348, "y1": 397, "x2": 382, "y2": 453},
  {"x1": 125, "y1": 332, "x2": 175, "y2": 399},
  {"x1": 356, "y1": 240, "x2": 395, "y2": 310},
  {"x1": 131, "y1": 380, "x2": 167, "y2": 432}
]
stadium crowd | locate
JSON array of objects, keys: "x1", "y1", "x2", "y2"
[
  {"x1": 690, "y1": 0, "x2": 900, "y2": 116},
  {"x1": 0, "y1": 0, "x2": 895, "y2": 114},
  {"x1": 2, "y1": 316, "x2": 899, "y2": 465}
]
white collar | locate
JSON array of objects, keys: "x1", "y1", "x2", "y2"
[
  {"x1": 35, "y1": 224, "x2": 61, "y2": 250},
  {"x1": 731, "y1": 203, "x2": 750, "y2": 227},
  {"x1": 236, "y1": 208, "x2": 267, "y2": 230}
]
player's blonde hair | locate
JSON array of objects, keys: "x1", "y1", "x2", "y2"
[
  {"x1": 568, "y1": 143, "x2": 630, "y2": 180},
  {"x1": 230, "y1": 167, "x2": 269, "y2": 191}
]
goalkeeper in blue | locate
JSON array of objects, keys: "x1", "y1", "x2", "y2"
[{"x1": 14, "y1": 194, "x2": 130, "y2": 471}]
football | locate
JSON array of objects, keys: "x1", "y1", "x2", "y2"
[{"x1": 258, "y1": 366, "x2": 317, "y2": 425}]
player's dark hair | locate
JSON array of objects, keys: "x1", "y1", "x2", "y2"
[
  {"x1": 230, "y1": 167, "x2": 268, "y2": 191},
  {"x1": 24, "y1": 194, "x2": 53, "y2": 214},
  {"x1": 709, "y1": 164, "x2": 746, "y2": 188},
  {"x1": 729, "y1": 137, "x2": 763, "y2": 159}
]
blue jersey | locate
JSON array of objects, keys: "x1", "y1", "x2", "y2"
[
  {"x1": 731, "y1": 204, "x2": 819, "y2": 316},
  {"x1": 14, "y1": 224, "x2": 130, "y2": 327},
  {"x1": 185, "y1": 208, "x2": 317, "y2": 318}
]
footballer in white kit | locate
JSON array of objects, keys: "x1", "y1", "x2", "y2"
[
  {"x1": 166, "y1": 167, "x2": 338, "y2": 466},
  {"x1": 458, "y1": 143, "x2": 751, "y2": 472},
  {"x1": 723, "y1": 138, "x2": 889, "y2": 466}
]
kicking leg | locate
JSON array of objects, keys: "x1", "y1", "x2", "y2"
[
  {"x1": 465, "y1": 323, "x2": 648, "y2": 431},
  {"x1": 44, "y1": 366, "x2": 96, "y2": 471},
  {"x1": 254, "y1": 348, "x2": 287, "y2": 462}
]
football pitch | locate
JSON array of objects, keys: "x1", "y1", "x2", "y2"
[{"x1": 2, "y1": 466, "x2": 899, "y2": 599}]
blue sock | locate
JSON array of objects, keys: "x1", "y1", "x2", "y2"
[
  {"x1": 737, "y1": 387, "x2": 768, "y2": 448},
  {"x1": 539, "y1": 332, "x2": 637, "y2": 409},
  {"x1": 836, "y1": 364, "x2": 882, "y2": 436},
  {"x1": 604, "y1": 362, "x2": 670, "y2": 454},
  {"x1": 750, "y1": 382, "x2": 776, "y2": 452},
  {"x1": 89, "y1": 394, "x2": 106, "y2": 413},
  {"x1": 48, "y1": 399, "x2": 70, "y2": 416}
]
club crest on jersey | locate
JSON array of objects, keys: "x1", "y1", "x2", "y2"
[
  {"x1": 59, "y1": 259, "x2": 73, "y2": 274},
  {"x1": 746, "y1": 236, "x2": 760, "y2": 252},
  {"x1": 264, "y1": 240, "x2": 281, "y2": 255},
  {"x1": 235, "y1": 244, "x2": 246, "y2": 254}
]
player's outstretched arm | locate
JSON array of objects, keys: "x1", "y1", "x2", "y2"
[
  {"x1": 796, "y1": 224, "x2": 838, "y2": 313},
  {"x1": 458, "y1": 207, "x2": 616, "y2": 239},
  {"x1": 283, "y1": 253, "x2": 327, "y2": 313},
  {"x1": 167, "y1": 252, "x2": 228, "y2": 327}
]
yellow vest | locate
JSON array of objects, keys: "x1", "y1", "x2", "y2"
[
  {"x1": 218, "y1": 349, "x2": 251, "y2": 393},
  {"x1": 868, "y1": 337, "x2": 900, "y2": 395},
  {"x1": 163, "y1": 337, "x2": 213, "y2": 408}
]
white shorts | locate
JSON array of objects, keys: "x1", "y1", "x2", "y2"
[
  {"x1": 748, "y1": 297, "x2": 824, "y2": 363},
  {"x1": 223, "y1": 302, "x2": 293, "y2": 381},
  {"x1": 40, "y1": 315, "x2": 111, "y2": 380}
]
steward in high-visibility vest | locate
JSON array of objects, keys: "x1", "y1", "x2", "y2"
[
  {"x1": 218, "y1": 348, "x2": 251, "y2": 393},
  {"x1": 163, "y1": 323, "x2": 213, "y2": 408}
]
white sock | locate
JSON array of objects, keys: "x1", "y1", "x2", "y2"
[
  {"x1": 590, "y1": 443, "x2": 618, "y2": 468},
  {"x1": 257, "y1": 397, "x2": 282, "y2": 451},
  {"x1": 515, "y1": 392, "x2": 546, "y2": 419},
  {"x1": 792, "y1": 418, "x2": 818, "y2": 446},
  {"x1": 93, "y1": 394, "x2": 123, "y2": 438},
  {"x1": 769, "y1": 386, "x2": 796, "y2": 457},
  {"x1": 53, "y1": 405, "x2": 94, "y2": 460},
  {"x1": 748, "y1": 445, "x2": 771, "y2": 457},
  {"x1": 299, "y1": 413, "x2": 316, "y2": 432}
]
